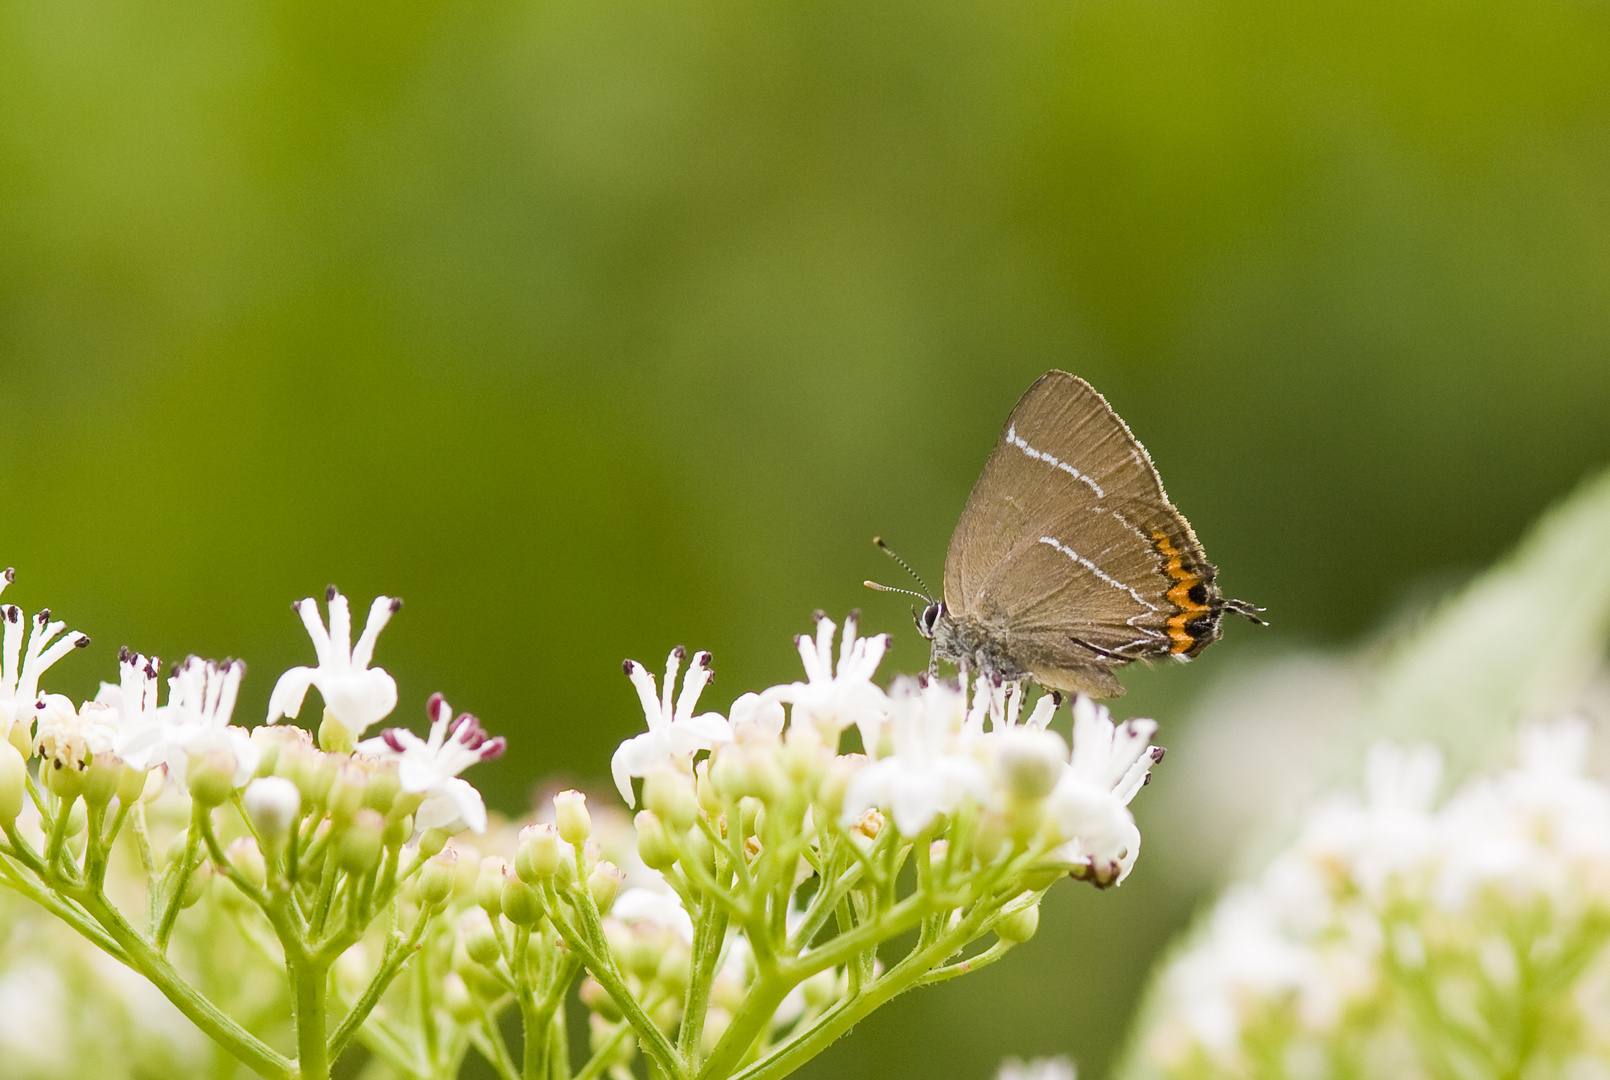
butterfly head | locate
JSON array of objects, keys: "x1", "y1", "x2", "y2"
[{"x1": 916, "y1": 600, "x2": 945, "y2": 641}]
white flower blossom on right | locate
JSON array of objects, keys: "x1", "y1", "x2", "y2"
[
  {"x1": 358, "y1": 693, "x2": 506, "y2": 833},
  {"x1": 1044, "y1": 695, "x2": 1162, "y2": 886},
  {"x1": 267, "y1": 587, "x2": 401, "y2": 737},
  {"x1": 611, "y1": 647, "x2": 733, "y2": 806}
]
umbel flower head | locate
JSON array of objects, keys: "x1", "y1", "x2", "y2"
[
  {"x1": 116, "y1": 656, "x2": 259, "y2": 792},
  {"x1": 1124, "y1": 718, "x2": 1610, "y2": 1080},
  {"x1": 267, "y1": 586, "x2": 401, "y2": 740},
  {"x1": 359, "y1": 693, "x2": 506, "y2": 833}
]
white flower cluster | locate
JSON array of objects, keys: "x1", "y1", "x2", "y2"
[
  {"x1": 1126, "y1": 718, "x2": 1610, "y2": 1080},
  {"x1": 5, "y1": 575, "x2": 503, "y2": 837},
  {"x1": 612, "y1": 611, "x2": 1162, "y2": 887}
]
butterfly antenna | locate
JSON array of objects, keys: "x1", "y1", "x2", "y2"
[
  {"x1": 871, "y1": 537, "x2": 934, "y2": 600},
  {"x1": 863, "y1": 580, "x2": 930, "y2": 602}
]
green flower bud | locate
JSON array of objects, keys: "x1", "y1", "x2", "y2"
[
  {"x1": 6, "y1": 719, "x2": 31, "y2": 760},
  {"x1": 187, "y1": 749, "x2": 238, "y2": 808},
  {"x1": 244, "y1": 777, "x2": 302, "y2": 852},
  {"x1": 683, "y1": 825, "x2": 716, "y2": 875},
  {"x1": 634, "y1": 810, "x2": 678, "y2": 870},
  {"x1": 801, "y1": 966, "x2": 841, "y2": 1010},
  {"x1": 516, "y1": 823, "x2": 561, "y2": 882},
  {"x1": 553, "y1": 789, "x2": 591, "y2": 845},
  {"x1": 180, "y1": 861, "x2": 213, "y2": 907},
  {"x1": 642, "y1": 765, "x2": 699, "y2": 831},
  {"x1": 84, "y1": 752, "x2": 125, "y2": 808},
  {"x1": 817, "y1": 754, "x2": 865, "y2": 821},
  {"x1": 418, "y1": 827, "x2": 449, "y2": 858},
  {"x1": 382, "y1": 814, "x2": 412, "y2": 851},
  {"x1": 44, "y1": 756, "x2": 87, "y2": 801},
  {"x1": 695, "y1": 760, "x2": 721, "y2": 815},
  {"x1": 328, "y1": 761, "x2": 367, "y2": 823},
  {"x1": 501, "y1": 869, "x2": 542, "y2": 926},
  {"x1": 419, "y1": 848, "x2": 458, "y2": 907},
  {"x1": 588, "y1": 860, "x2": 625, "y2": 912},
  {"x1": 0, "y1": 741, "x2": 26, "y2": 824},
  {"x1": 460, "y1": 908, "x2": 501, "y2": 967},
  {"x1": 116, "y1": 761, "x2": 151, "y2": 806},
  {"x1": 476, "y1": 856, "x2": 508, "y2": 916},
  {"x1": 362, "y1": 760, "x2": 401, "y2": 815},
  {"x1": 226, "y1": 836, "x2": 267, "y2": 890},
  {"x1": 337, "y1": 808, "x2": 386, "y2": 875},
  {"x1": 995, "y1": 898, "x2": 1041, "y2": 944},
  {"x1": 709, "y1": 746, "x2": 748, "y2": 801}
]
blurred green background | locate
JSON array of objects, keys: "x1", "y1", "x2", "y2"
[{"x1": 3, "y1": 0, "x2": 1609, "y2": 1075}]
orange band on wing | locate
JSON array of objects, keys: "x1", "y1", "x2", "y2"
[{"x1": 1151, "y1": 532, "x2": 1212, "y2": 654}]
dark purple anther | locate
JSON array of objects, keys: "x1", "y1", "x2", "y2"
[
  {"x1": 478, "y1": 736, "x2": 507, "y2": 762},
  {"x1": 426, "y1": 692, "x2": 447, "y2": 721},
  {"x1": 382, "y1": 729, "x2": 408, "y2": 753}
]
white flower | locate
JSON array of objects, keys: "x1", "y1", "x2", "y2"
[
  {"x1": 966, "y1": 677, "x2": 1058, "y2": 734},
  {"x1": 767, "y1": 612, "x2": 890, "y2": 747},
  {"x1": 996, "y1": 1056, "x2": 1076, "y2": 1080},
  {"x1": 612, "y1": 647, "x2": 733, "y2": 806},
  {"x1": 0, "y1": 581, "x2": 90, "y2": 737},
  {"x1": 267, "y1": 587, "x2": 401, "y2": 736},
  {"x1": 357, "y1": 693, "x2": 505, "y2": 833},
  {"x1": 116, "y1": 656, "x2": 259, "y2": 789},
  {"x1": 840, "y1": 676, "x2": 991, "y2": 836},
  {"x1": 1045, "y1": 696, "x2": 1161, "y2": 885},
  {"x1": 33, "y1": 693, "x2": 118, "y2": 774}
]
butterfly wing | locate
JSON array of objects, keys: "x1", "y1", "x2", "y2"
[{"x1": 943, "y1": 371, "x2": 1225, "y2": 679}]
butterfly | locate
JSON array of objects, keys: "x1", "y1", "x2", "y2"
[{"x1": 873, "y1": 370, "x2": 1263, "y2": 697}]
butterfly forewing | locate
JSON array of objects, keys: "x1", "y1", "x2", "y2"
[{"x1": 945, "y1": 372, "x2": 1192, "y2": 614}]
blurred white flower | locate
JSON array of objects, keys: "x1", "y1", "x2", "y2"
[
  {"x1": 610, "y1": 886, "x2": 695, "y2": 943},
  {"x1": 841, "y1": 676, "x2": 990, "y2": 836},
  {"x1": 768, "y1": 612, "x2": 890, "y2": 747},
  {"x1": 1127, "y1": 718, "x2": 1610, "y2": 1080},
  {"x1": 996, "y1": 1056, "x2": 1076, "y2": 1080},
  {"x1": 612, "y1": 647, "x2": 732, "y2": 806},
  {"x1": 1045, "y1": 696, "x2": 1161, "y2": 885},
  {"x1": 0, "y1": 584, "x2": 90, "y2": 738},
  {"x1": 358, "y1": 692, "x2": 506, "y2": 833},
  {"x1": 967, "y1": 677, "x2": 1057, "y2": 734},
  {"x1": 267, "y1": 587, "x2": 401, "y2": 736}
]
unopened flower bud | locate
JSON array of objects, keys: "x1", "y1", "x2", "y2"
[
  {"x1": 363, "y1": 761, "x2": 402, "y2": 815},
  {"x1": 84, "y1": 752, "x2": 125, "y2": 807},
  {"x1": 643, "y1": 765, "x2": 699, "y2": 831},
  {"x1": 418, "y1": 827, "x2": 450, "y2": 858},
  {"x1": 0, "y1": 742, "x2": 26, "y2": 823},
  {"x1": 6, "y1": 718, "x2": 31, "y2": 760},
  {"x1": 382, "y1": 814, "x2": 412, "y2": 850},
  {"x1": 501, "y1": 868, "x2": 541, "y2": 925},
  {"x1": 588, "y1": 860, "x2": 625, "y2": 912},
  {"x1": 116, "y1": 761, "x2": 150, "y2": 806},
  {"x1": 818, "y1": 754, "x2": 865, "y2": 820},
  {"x1": 709, "y1": 746, "x2": 748, "y2": 801},
  {"x1": 695, "y1": 760, "x2": 721, "y2": 814},
  {"x1": 442, "y1": 972, "x2": 479, "y2": 1022},
  {"x1": 329, "y1": 761, "x2": 368, "y2": 823},
  {"x1": 683, "y1": 825, "x2": 716, "y2": 874},
  {"x1": 181, "y1": 861, "x2": 214, "y2": 907},
  {"x1": 44, "y1": 756, "x2": 86, "y2": 800},
  {"x1": 227, "y1": 836, "x2": 267, "y2": 890},
  {"x1": 783, "y1": 723, "x2": 830, "y2": 788},
  {"x1": 553, "y1": 790, "x2": 591, "y2": 844},
  {"x1": 995, "y1": 897, "x2": 1041, "y2": 943},
  {"x1": 476, "y1": 856, "x2": 508, "y2": 916},
  {"x1": 655, "y1": 937, "x2": 692, "y2": 996},
  {"x1": 244, "y1": 777, "x2": 302, "y2": 851},
  {"x1": 516, "y1": 823, "x2": 561, "y2": 882},
  {"x1": 634, "y1": 810, "x2": 678, "y2": 870},
  {"x1": 187, "y1": 749, "x2": 239, "y2": 807},
  {"x1": 337, "y1": 809, "x2": 386, "y2": 875},
  {"x1": 460, "y1": 908, "x2": 501, "y2": 967},
  {"x1": 419, "y1": 849, "x2": 458, "y2": 907}
]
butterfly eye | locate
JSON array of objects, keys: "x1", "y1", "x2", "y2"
[{"x1": 917, "y1": 602, "x2": 943, "y2": 639}]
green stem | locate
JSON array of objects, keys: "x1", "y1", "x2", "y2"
[
  {"x1": 293, "y1": 958, "x2": 332, "y2": 1080},
  {"x1": 678, "y1": 902, "x2": 729, "y2": 1065},
  {"x1": 574, "y1": 1024, "x2": 634, "y2": 1080},
  {"x1": 328, "y1": 906, "x2": 434, "y2": 1064},
  {"x1": 77, "y1": 889, "x2": 294, "y2": 1079},
  {"x1": 157, "y1": 804, "x2": 207, "y2": 951}
]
